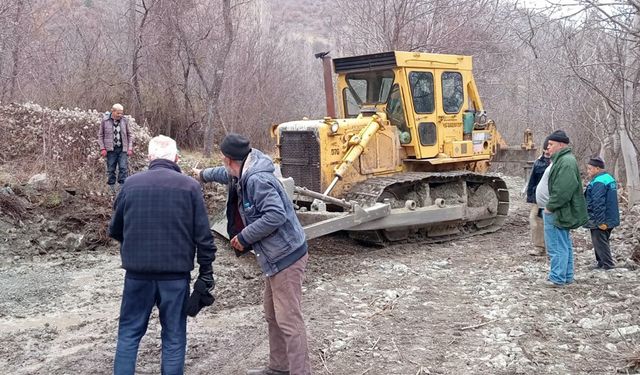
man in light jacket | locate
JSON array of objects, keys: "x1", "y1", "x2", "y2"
[{"x1": 195, "y1": 133, "x2": 311, "y2": 375}]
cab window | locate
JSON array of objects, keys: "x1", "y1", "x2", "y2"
[
  {"x1": 386, "y1": 84, "x2": 410, "y2": 144},
  {"x1": 344, "y1": 70, "x2": 394, "y2": 117},
  {"x1": 442, "y1": 72, "x2": 463, "y2": 114},
  {"x1": 409, "y1": 72, "x2": 434, "y2": 114},
  {"x1": 344, "y1": 88, "x2": 361, "y2": 118}
]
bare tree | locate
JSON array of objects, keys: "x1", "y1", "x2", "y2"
[
  {"x1": 559, "y1": 1, "x2": 640, "y2": 206},
  {"x1": 5, "y1": 0, "x2": 26, "y2": 102},
  {"x1": 129, "y1": 0, "x2": 156, "y2": 121},
  {"x1": 169, "y1": 0, "x2": 235, "y2": 156}
]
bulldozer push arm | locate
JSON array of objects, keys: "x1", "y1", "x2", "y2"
[{"x1": 323, "y1": 114, "x2": 384, "y2": 196}]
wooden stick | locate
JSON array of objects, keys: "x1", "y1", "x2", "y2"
[
  {"x1": 319, "y1": 350, "x2": 332, "y2": 374},
  {"x1": 459, "y1": 319, "x2": 497, "y2": 331},
  {"x1": 370, "y1": 336, "x2": 381, "y2": 350},
  {"x1": 392, "y1": 337, "x2": 404, "y2": 361}
]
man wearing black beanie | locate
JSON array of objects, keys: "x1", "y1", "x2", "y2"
[
  {"x1": 584, "y1": 156, "x2": 620, "y2": 270},
  {"x1": 542, "y1": 130, "x2": 588, "y2": 287},
  {"x1": 194, "y1": 133, "x2": 311, "y2": 375}
]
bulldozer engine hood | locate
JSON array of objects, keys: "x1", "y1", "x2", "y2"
[{"x1": 276, "y1": 119, "x2": 325, "y2": 135}]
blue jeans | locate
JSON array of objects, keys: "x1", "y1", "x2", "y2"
[
  {"x1": 114, "y1": 277, "x2": 189, "y2": 375},
  {"x1": 107, "y1": 148, "x2": 128, "y2": 185},
  {"x1": 543, "y1": 212, "x2": 574, "y2": 284}
]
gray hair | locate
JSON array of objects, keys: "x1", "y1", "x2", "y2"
[
  {"x1": 112, "y1": 103, "x2": 124, "y2": 111},
  {"x1": 148, "y1": 135, "x2": 177, "y2": 161}
]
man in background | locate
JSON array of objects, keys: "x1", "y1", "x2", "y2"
[
  {"x1": 110, "y1": 135, "x2": 216, "y2": 374},
  {"x1": 584, "y1": 156, "x2": 620, "y2": 270},
  {"x1": 98, "y1": 103, "x2": 133, "y2": 194},
  {"x1": 525, "y1": 138, "x2": 551, "y2": 256}
]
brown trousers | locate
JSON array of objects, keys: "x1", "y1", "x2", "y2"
[
  {"x1": 264, "y1": 253, "x2": 311, "y2": 375},
  {"x1": 529, "y1": 204, "x2": 545, "y2": 249}
]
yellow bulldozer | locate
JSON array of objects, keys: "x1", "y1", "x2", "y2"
[{"x1": 216, "y1": 51, "x2": 536, "y2": 245}]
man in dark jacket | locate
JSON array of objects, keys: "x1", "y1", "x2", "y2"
[
  {"x1": 543, "y1": 130, "x2": 588, "y2": 287},
  {"x1": 525, "y1": 138, "x2": 551, "y2": 256},
  {"x1": 98, "y1": 103, "x2": 134, "y2": 194},
  {"x1": 194, "y1": 133, "x2": 311, "y2": 375},
  {"x1": 584, "y1": 156, "x2": 620, "y2": 270},
  {"x1": 109, "y1": 135, "x2": 216, "y2": 375}
]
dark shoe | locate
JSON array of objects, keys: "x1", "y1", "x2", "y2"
[
  {"x1": 528, "y1": 247, "x2": 545, "y2": 256},
  {"x1": 246, "y1": 368, "x2": 290, "y2": 375},
  {"x1": 108, "y1": 185, "x2": 116, "y2": 195}
]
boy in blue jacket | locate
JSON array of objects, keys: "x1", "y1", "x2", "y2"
[{"x1": 584, "y1": 156, "x2": 620, "y2": 270}]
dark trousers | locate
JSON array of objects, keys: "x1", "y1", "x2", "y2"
[
  {"x1": 114, "y1": 277, "x2": 189, "y2": 375},
  {"x1": 264, "y1": 253, "x2": 311, "y2": 375},
  {"x1": 590, "y1": 228, "x2": 615, "y2": 269},
  {"x1": 107, "y1": 147, "x2": 129, "y2": 185}
]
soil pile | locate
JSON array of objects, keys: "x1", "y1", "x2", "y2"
[{"x1": 0, "y1": 102, "x2": 151, "y2": 187}]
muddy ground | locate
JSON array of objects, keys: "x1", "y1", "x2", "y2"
[{"x1": 0, "y1": 175, "x2": 639, "y2": 375}]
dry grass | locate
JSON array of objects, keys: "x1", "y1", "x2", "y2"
[
  {"x1": 178, "y1": 149, "x2": 222, "y2": 170},
  {"x1": 620, "y1": 350, "x2": 640, "y2": 373},
  {"x1": 0, "y1": 192, "x2": 30, "y2": 222}
]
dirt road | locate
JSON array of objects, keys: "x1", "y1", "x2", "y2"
[{"x1": 0, "y1": 176, "x2": 638, "y2": 374}]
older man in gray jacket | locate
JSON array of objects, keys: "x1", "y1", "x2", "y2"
[
  {"x1": 98, "y1": 103, "x2": 133, "y2": 194},
  {"x1": 194, "y1": 133, "x2": 311, "y2": 375}
]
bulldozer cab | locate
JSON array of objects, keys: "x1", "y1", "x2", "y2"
[{"x1": 335, "y1": 51, "x2": 488, "y2": 162}]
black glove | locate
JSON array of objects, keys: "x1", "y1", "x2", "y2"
[
  {"x1": 185, "y1": 272, "x2": 215, "y2": 317},
  {"x1": 198, "y1": 270, "x2": 215, "y2": 290}
]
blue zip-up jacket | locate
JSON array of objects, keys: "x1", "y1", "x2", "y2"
[
  {"x1": 109, "y1": 159, "x2": 216, "y2": 279},
  {"x1": 526, "y1": 155, "x2": 550, "y2": 204},
  {"x1": 201, "y1": 149, "x2": 307, "y2": 277},
  {"x1": 584, "y1": 171, "x2": 620, "y2": 229}
]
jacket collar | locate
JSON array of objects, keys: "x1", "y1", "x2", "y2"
[
  {"x1": 149, "y1": 158, "x2": 182, "y2": 173},
  {"x1": 239, "y1": 149, "x2": 274, "y2": 184},
  {"x1": 551, "y1": 146, "x2": 572, "y2": 163},
  {"x1": 590, "y1": 171, "x2": 607, "y2": 182}
]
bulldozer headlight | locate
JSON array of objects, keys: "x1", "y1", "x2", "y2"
[{"x1": 330, "y1": 122, "x2": 339, "y2": 134}]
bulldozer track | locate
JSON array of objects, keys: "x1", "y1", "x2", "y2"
[{"x1": 344, "y1": 171, "x2": 509, "y2": 245}]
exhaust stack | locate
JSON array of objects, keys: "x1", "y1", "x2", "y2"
[{"x1": 315, "y1": 51, "x2": 336, "y2": 118}]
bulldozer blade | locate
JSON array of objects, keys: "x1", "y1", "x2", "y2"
[{"x1": 211, "y1": 207, "x2": 229, "y2": 240}]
